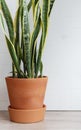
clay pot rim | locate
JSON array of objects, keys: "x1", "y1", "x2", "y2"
[
  {"x1": 8, "y1": 104, "x2": 46, "y2": 112},
  {"x1": 5, "y1": 76, "x2": 48, "y2": 81}
]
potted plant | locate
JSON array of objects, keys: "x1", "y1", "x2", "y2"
[{"x1": 0, "y1": 0, "x2": 55, "y2": 123}]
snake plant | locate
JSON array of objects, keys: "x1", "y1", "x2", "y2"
[{"x1": 0, "y1": 0, "x2": 55, "y2": 78}]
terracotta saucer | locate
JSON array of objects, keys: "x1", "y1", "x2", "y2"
[{"x1": 8, "y1": 104, "x2": 46, "y2": 123}]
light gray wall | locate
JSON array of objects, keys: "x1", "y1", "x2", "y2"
[{"x1": 0, "y1": 0, "x2": 81, "y2": 110}]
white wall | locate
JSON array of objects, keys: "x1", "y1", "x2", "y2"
[{"x1": 0, "y1": 0, "x2": 81, "y2": 110}]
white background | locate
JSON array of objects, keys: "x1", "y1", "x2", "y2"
[{"x1": 0, "y1": 0, "x2": 81, "y2": 110}]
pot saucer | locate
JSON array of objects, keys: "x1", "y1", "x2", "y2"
[{"x1": 8, "y1": 104, "x2": 46, "y2": 123}]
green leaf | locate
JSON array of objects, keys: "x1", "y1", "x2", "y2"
[
  {"x1": 49, "y1": 0, "x2": 55, "y2": 16},
  {"x1": 23, "y1": 0, "x2": 31, "y2": 78},
  {"x1": 0, "y1": 13, "x2": 15, "y2": 77},
  {"x1": 41, "y1": 0, "x2": 49, "y2": 45},
  {"x1": 32, "y1": 0, "x2": 35, "y2": 17},
  {"x1": 31, "y1": 12, "x2": 41, "y2": 77},
  {"x1": 0, "y1": 13, "x2": 24, "y2": 78},
  {"x1": 17, "y1": 45, "x2": 22, "y2": 63},
  {"x1": 12, "y1": 63, "x2": 17, "y2": 77},
  {"x1": 34, "y1": 1, "x2": 39, "y2": 23},
  {"x1": 40, "y1": 61, "x2": 43, "y2": 77},
  {"x1": 19, "y1": 0, "x2": 23, "y2": 5},
  {"x1": 5, "y1": 36, "x2": 21, "y2": 76},
  {"x1": 34, "y1": 43, "x2": 37, "y2": 77},
  {"x1": 14, "y1": 3, "x2": 21, "y2": 77},
  {"x1": 14, "y1": 5, "x2": 21, "y2": 66},
  {"x1": 30, "y1": 2, "x2": 40, "y2": 77},
  {"x1": 0, "y1": 13, "x2": 5, "y2": 30},
  {"x1": 32, "y1": 0, "x2": 39, "y2": 18},
  {"x1": 14, "y1": 6, "x2": 20, "y2": 47},
  {"x1": 36, "y1": 0, "x2": 49, "y2": 77},
  {"x1": 1, "y1": 0, "x2": 14, "y2": 42},
  {"x1": 27, "y1": 0, "x2": 32, "y2": 11},
  {"x1": 5, "y1": 37, "x2": 26, "y2": 78},
  {"x1": 35, "y1": 36, "x2": 42, "y2": 77},
  {"x1": 35, "y1": 0, "x2": 39, "y2": 5}
]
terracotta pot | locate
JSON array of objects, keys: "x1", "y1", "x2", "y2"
[{"x1": 5, "y1": 77, "x2": 48, "y2": 109}]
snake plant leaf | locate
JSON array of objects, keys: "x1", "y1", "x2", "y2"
[
  {"x1": 6, "y1": 37, "x2": 26, "y2": 78},
  {"x1": 0, "y1": 13, "x2": 24, "y2": 77},
  {"x1": 31, "y1": 13, "x2": 41, "y2": 57},
  {"x1": 31, "y1": 41, "x2": 37, "y2": 77},
  {"x1": 41, "y1": 0, "x2": 49, "y2": 45},
  {"x1": 14, "y1": 4, "x2": 21, "y2": 77},
  {"x1": 30, "y1": 3, "x2": 40, "y2": 77},
  {"x1": 5, "y1": 36, "x2": 22, "y2": 75},
  {"x1": 14, "y1": 6, "x2": 20, "y2": 47},
  {"x1": 1, "y1": 0, "x2": 14, "y2": 42},
  {"x1": 19, "y1": 3, "x2": 26, "y2": 72},
  {"x1": 31, "y1": 12, "x2": 41, "y2": 77},
  {"x1": 0, "y1": 13, "x2": 5, "y2": 30},
  {"x1": 14, "y1": 6, "x2": 21, "y2": 65},
  {"x1": 0, "y1": 12, "x2": 16, "y2": 77},
  {"x1": 16, "y1": 45, "x2": 23, "y2": 65},
  {"x1": 32, "y1": 0, "x2": 35, "y2": 17},
  {"x1": 17, "y1": 45, "x2": 23, "y2": 61},
  {"x1": 35, "y1": 0, "x2": 39, "y2": 5},
  {"x1": 23, "y1": 0, "x2": 31, "y2": 78},
  {"x1": 32, "y1": 0, "x2": 39, "y2": 17},
  {"x1": 40, "y1": 61, "x2": 43, "y2": 77},
  {"x1": 27, "y1": 0, "x2": 32, "y2": 11},
  {"x1": 34, "y1": 1, "x2": 39, "y2": 23},
  {"x1": 35, "y1": 36, "x2": 42, "y2": 77},
  {"x1": 34, "y1": 43, "x2": 37, "y2": 77},
  {"x1": 49, "y1": 0, "x2": 55, "y2": 16},
  {"x1": 36, "y1": 0, "x2": 49, "y2": 77},
  {"x1": 19, "y1": 0, "x2": 23, "y2": 5},
  {"x1": 18, "y1": 0, "x2": 20, "y2": 4}
]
